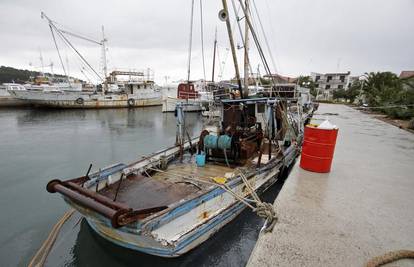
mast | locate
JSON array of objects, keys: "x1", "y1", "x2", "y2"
[
  {"x1": 101, "y1": 26, "x2": 108, "y2": 94},
  {"x1": 221, "y1": 0, "x2": 243, "y2": 98},
  {"x1": 211, "y1": 28, "x2": 217, "y2": 82},
  {"x1": 243, "y1": 0, "x2": 250, "y2": 97},
  {"x1": 187, "y1": 0, "x2": 195, "y2": 84},
  {"x1": 39, "y1": 49, "x2": 45, "y2": 77}
]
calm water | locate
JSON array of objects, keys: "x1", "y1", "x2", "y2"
[{"x1": 0, "y1": 107, "x2": 284, "y2": 266}]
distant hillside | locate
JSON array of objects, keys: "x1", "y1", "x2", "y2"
[{"x1": 0, "y1": 66, "x2": 81, "y2": 84}]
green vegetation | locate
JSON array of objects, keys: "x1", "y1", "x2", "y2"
[
  {"x1": 331, "y1": 71, "x2": 414, "y2": 120},
  {"x1": 0, "y1": 65, "x2": 72, "y2": 84},
  {"x1": 362, "y1": 72, "x2": 414, "y2": 119},
  {"x1": 332, "y1": 80, "x2": 360, "y2": 103}
]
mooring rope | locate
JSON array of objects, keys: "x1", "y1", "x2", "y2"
[
  {"x1": 365, "y1": 250, "x2": 414, "y2": 267},
  {"x1": 148, "y1": 164, "x2": 277, "y2": 232},
  {"x1": 28, "y1": 209, "x2": 75, "y2": 267},
  {"x1": 236, "y1": 169, "x2": 277, "y2": 232}
]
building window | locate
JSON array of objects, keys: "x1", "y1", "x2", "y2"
[
  {"x1": 315, "y1": 75, "x2": 320, "y2": 81},
  {"x1": 338, "y1": 85, "x2": 343, "y2": 89},
  {"x1": 327, "y1": 76, "x2": 332, "y2": 82},
  {"x1": 325, "y1": 85, "x2": 331, "y2": 89},
  {"x1": 340, "y1": 76, "x2": 345, "y2": 82}
]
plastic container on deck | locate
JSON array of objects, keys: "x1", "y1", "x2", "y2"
[
  {"x1": 196, "y1": 153, "x2": 206, "y2": 167},
  {"x1": 300, "y1": 124, "x2": 339, "y2": 173}
]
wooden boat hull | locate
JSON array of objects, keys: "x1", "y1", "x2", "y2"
[{"x1": 59, "y1": 143, "x2": 298, "y2": 257}]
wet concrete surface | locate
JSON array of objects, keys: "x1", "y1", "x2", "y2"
[{"x1": 247, "y1": 104, "x2": 414, "y2": 266}]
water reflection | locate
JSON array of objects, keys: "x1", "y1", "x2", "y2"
[{"x1": 0, "y1": 107, "x2": 203, "y2": 266}]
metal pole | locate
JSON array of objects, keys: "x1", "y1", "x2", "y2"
[
  {"x1": 211, "y1": 28, "x2": 217, "y2": 82},
  {"x1": 243, "y1": 0, "x2": 250, "y2": 97},
  {"x1": 221, "y1": 0, "x2": 243, "y2": 98},
  {"x1": 187, "y1": 0, "x2": 195, "y2": 83},
  {"x1": 101, "y1": 26, "x2": 108, "y2": 94}
]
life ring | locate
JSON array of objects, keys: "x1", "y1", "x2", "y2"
[
  {"x1": 75, "y1": 98, "x2": 84, "y2": 105},
  {"x1": 127, "y1": 98, "x2": 135, "y2": 107}
]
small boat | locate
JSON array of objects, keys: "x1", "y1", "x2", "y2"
[
  {"x1": 0, "y1": 83, "x2": 28, "y2": 107},
  {"x1": 46, "y1": 95, "x2": 313, "y2": 257},
  {"x1": 162, "y1": 80, "x2": 214, "y2": 112}
]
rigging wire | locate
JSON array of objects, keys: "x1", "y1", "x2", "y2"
[
  {"x1": 199, "y1": 0, "x2": 207, "y2": 81},
  {"x1": 263, "y1": 0, "x2": 281, "y2": 73},
  {"x1": 48, "y1": 25, "x2": 71, "y2": 86},
  {"x1": 218, "y1": 3, "x2": 241, "y2": 80},
  {"x1": 237, "y1": 0, "x2": 277, "y2": 96},
  {"x1": 187, "y1": 0, "x2": 195, "y2": 83},
  {"x1": 251, "y1": 0, "x2": 278, "y2": 74},
  {"x1": 229, "y1": 0, "x2": 257, "y2": 87},
  {"x1": 53, "y1": 26, "x2": 103, "y2": 81}
]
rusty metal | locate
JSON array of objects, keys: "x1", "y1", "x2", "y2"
[
  {"x1": 82, "y1": 163, "x2": 93, "y2": 187},
  {"x1": 116, "y1": 206, "x2": 168, "y2": 226},
  {"x1": 113, "y1": 173, "x2": 124, "y2": 202},
  {"x1": 65, "y1": 181, "x2": 130, "y2": 211},
  {"x1": 47, "y1": 180, "x2": 127, "y2": 220},
  {"x1": 47, "y1": 179, "x2": 169, "y2": 228}
]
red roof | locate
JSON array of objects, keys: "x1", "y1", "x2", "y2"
[{"x1": 399, "y1": 71, "x2": 414, "y2": 79}]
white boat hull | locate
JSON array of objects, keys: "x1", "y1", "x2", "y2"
[
  {"x1": 162, "y1": 97, "x2": 204, "y2": 112},
  {"x1": 8, "y1": 89, "x2": 162, "y2": 108}
]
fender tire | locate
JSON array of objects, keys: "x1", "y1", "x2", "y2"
[
  {"x1": 127, "y1": 98, "x2": 135, "y2": 107},
  {"x1": 75, "y1": 97, "x2": 84, "y2": 105}
]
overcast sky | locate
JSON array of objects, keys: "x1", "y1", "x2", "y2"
[{"x1": 0, "y1": 0, "x2": 413, "y2": 84}]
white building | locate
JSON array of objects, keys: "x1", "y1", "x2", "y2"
[{"x1": 311, "y1": 71, "x2": 353, "y2": 100}]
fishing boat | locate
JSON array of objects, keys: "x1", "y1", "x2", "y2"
[
  {"x1": 8, "y1": 12, "x2": 162, "y2": 109},
  {"x1": 45, "y1": 0, "x2": 315, "y2": 257},
  {"x1": 47, "y1": 96, "x2": 312, "y2": 257},
  {"x1": 9, "y1": 70, "x2": 162, "y2": 108}
]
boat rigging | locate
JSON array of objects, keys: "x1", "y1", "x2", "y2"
[{"x1": 41, "y1": 11, "x2": 108, "y2": 92}]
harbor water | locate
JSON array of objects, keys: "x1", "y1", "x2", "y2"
[{"x1": 0, "y1": 107, "x2": 284, "y2": 266}]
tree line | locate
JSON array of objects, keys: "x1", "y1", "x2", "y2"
[
  {"x1": 0, "y1": 65, "x2": 76, "y2": 84},
  {"x1": 298, "y1": 72, "x2": 414, "y2": 119}
]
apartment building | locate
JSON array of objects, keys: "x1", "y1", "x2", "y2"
[{"x1": 311, "y1": 71, "x2": 352, "y2": 100}]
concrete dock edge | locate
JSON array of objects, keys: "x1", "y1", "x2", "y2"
[{"x1": 247, "y1": 104, "x2": 414, "y2": 267}]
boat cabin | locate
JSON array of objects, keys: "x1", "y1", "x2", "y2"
[{"x1": 177, "y1": 82, "x2": 199, "y2": 99}]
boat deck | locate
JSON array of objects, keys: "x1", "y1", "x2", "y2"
[{"x1": 99, "y1": 160, "x2": 235, "y2": 210}]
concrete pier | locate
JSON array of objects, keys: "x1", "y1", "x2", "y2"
[{"x1": 248, "y1": 104, "x2": 414, "y2": 267}]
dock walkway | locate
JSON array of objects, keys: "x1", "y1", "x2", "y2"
[{"x1": 248, "y1": 104, "x2": 414, "y2": 266}]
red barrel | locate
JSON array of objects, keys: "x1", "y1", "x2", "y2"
[{"x1": 300, "y1": 125, "x2": 338, "y2": 173}]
